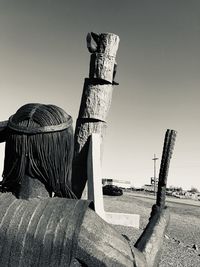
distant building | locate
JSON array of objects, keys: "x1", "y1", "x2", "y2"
[
  {"x1": 143, "y1": 177, "x2": 158, "y2": 192},
  {"x1": 143, "y1": 184, "x2": 158, "y2": 192},
  {"x1": 184, "y1": 191, "x2": 200, "y2": 200},
  {"x1": 102, "y1": 178, "x2": 132, "y2": 189}
]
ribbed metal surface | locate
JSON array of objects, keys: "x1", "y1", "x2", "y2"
[{"x1": 0, "y1": 193, "x2": 90, "y2": 267}]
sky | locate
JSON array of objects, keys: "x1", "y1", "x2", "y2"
[{"x1": 0, "y1": 0, "x2": 200, "y2": 190}]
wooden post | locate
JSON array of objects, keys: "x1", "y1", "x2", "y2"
[
  {"x1": 135, "y1": 129, "x2": 177, "y2": 267},
  {"x1": 156, "y1": 129, "x2": 177, "y2": 208},
  {"x1": 72, "y1": 32, "x2": 120, "y2": 198}
]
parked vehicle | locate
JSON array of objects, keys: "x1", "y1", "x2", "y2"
[{"x1": 103, "y1": 185, "x2": 123, "y2": 196}]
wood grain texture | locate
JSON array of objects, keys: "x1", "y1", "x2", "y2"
[
  {"x1": 72, "y1": 33, "x2": 119, "y2": 198},
  {"x1": 89, "y1": 53, "x2": 116, "y2": 83},
  {"x1": 78, "y1": 79, "x2": 113, "y2": 121}
]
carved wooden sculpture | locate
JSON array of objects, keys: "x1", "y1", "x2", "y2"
[
  {"x1": 0, "y1": 103, "x2": 75, "y2": 199},
  {"x1": 0, "y1": 34, "x2": 177, "y2": 267},
  {"x1": 72, "y1": 32, "x2": 120, "y2": 198},
  {"x1": 0, "y1": 104, "x2": 177, "y2": 267}
]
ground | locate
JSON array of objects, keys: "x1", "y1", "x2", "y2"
[{"x1": 103, "y1": 192, "x2": 200, "y2": 267}]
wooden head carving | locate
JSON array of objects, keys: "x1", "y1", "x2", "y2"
[{"x1": 0, "y1": 103, "x2": 75, "y2": 198}]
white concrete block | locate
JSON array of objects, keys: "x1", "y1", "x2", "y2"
[
  {"x1": 87, "y1": 133, "x2": 140, "y2": 228},
  {"x1": 105, "y1": 212, "x2": 140, "y2": 229},
  {"x1": 87, "y1": 134, "x2": 106, "y2": 220}
]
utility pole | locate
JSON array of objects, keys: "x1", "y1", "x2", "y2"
[{"x1": 152, "y1": 154, "x2": 158, "y2": 196}]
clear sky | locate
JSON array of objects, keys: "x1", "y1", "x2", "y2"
[{"x1": 0, "y1": 0, "x2": 200, "y2": 190}]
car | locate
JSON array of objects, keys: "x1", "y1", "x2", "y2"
[{"x1": 103, "y1": 184, "x2": 123, "y2": 196}]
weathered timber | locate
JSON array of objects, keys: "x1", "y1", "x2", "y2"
[
  {"x1": 72, "y1": 120, "x2": 107, "y2": 198},
  {"x1": 0, "y1": 193, "x2": 93, "y2": 267},
  {"x1": 87, "y1": 32, "x2": 120, "y2": 83},
  {"x1": 74, "y1": 120, "x2": 107, "y2": 158},
  {"x1": 72, "y1": 32, "x2": 119, "y2": 198},
  {"x1": 135, "y1": 129, "x2": 177, "y2": 267},
  {"x1": 0, "y1": 192, "x2": 142, "y2": 266},
  {"x1": 87, "y1": 32, "x2": 120, "y2": 56},
  {"x1": 78, "y1": 208, "x2": 136, "y2": 266},
  {"x1": 156, "y1": 129, "x2": 177, "y2": 208},
  {"x1": 89, "y1": 53, "x2": 116, "y2": 83},
  {"x1": 135, "y1": 207, "x2": 170, "y2": 267},
  {"x1": 78, "y1": 79, "x2": 113, "y2": 121}
]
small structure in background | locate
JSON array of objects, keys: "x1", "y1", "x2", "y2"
[
  {"x1": 185, "y1": 191, "x2": 200, "y2": 200},
  {"x1": 161, "y1": 186, "x2": 200, "y2": 201},
  {"x1": 143, "y1": 184, "x2": 156, "y2": 193},
  {"x1": 143, "y1": 177, "x2": 158, "y2": 193},
  {"x1": 102, "y1": 178, "x2": 132, "y2": 189}
]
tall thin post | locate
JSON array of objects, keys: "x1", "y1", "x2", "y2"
[
  {"x1": 156, "y1": 129, "x2": 177, "y2": 208},
  {"x1": 152, "y1": 154, "x2": 158, "y2": 196},
  {"x1": 135, "y1": 130, "x2": 177, "y2": 267}
]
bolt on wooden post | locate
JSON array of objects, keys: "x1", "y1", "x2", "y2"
[{"x1": 72, "y1": 32, "x2": 120, "y2": 198}]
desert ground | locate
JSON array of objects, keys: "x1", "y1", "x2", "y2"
[{"x1": 104, "y1": 192, "x2": 200, "y2": 267}]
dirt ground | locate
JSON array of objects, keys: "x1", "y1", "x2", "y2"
[{"x1": 103, "y1": 192, "x2": 200, "y2": 267}]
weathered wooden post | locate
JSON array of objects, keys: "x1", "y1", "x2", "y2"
[
  {"x1": 156, "y1": 129, "x2": 177, "y2": 209},
  {"x1": 135, "y1": 129, "x2": 177, "y2": 267},
  {"x1": 72, "y1": 32, "x2": 120, "y2": 198}
]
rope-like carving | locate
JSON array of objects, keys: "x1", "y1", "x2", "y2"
[{"x1": 8, "y1": 115, "x2": 72, "y2": 134}]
